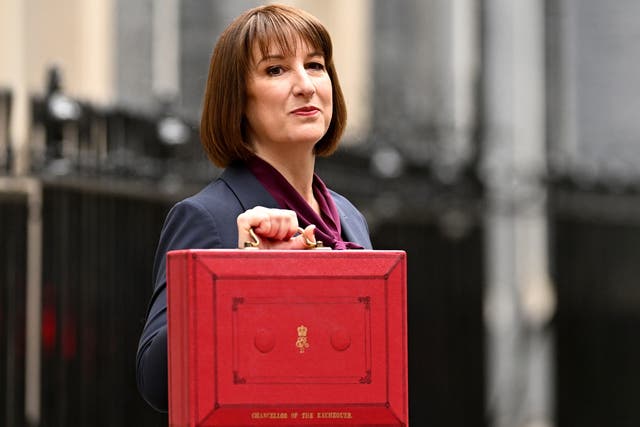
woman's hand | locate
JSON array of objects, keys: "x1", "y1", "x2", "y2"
[{"x1": 236, "y1": 206, "x2": 316, "y2": 249}]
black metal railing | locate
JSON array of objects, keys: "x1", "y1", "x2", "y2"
[
  {"x1": 550, "y1": 179, "x2": 640, "y2": 427},
  {"x1": 0, "y1": 191, "x2": 27, "y2": 427},
  {"x1": 39, "y1": 182, "x2": 171, "y2": 426},
  {"x1": 30, "y1": 95, "x2": 214, "y2": 184}
]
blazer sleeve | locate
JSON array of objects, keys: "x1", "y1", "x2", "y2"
[{"x1": 136, "y1": 197, "x2": 225, "y2": 412}]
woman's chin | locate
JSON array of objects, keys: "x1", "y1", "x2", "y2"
[{"x1": 290, "y1": 129, "x2": 328, "y2": 146}]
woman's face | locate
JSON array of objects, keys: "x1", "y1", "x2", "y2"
[{"x1": 244, "y1": 38, "x2": 333, "y2": 156}]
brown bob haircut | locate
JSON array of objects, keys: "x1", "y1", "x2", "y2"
[{"x1": 200, "y1": 4, "x2": 347, "y2": 168}]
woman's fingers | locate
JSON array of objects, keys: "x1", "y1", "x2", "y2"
[
  {"x1": 237, "y1": 206, "x2": 269, "y2": 248},
  {"x1": 256, "y1": 210, "x2": 298, "y2": 241},
  {"x1": 297, "y1": 224, "x2": 318, "y2": 249},
  {"x1": 236, "y1": 207, "x2": 302, "y2": 249},
  {"x1": 270, "y1": 224, "x2": 317, "y2": 250}
]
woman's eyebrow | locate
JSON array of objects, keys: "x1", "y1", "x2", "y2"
[
  {"x1": 256, "y1": 54, "x2": 285, "y2": 65},
  {"x1": 256, "y1": 50, "x2": 323, "y2": 65}
]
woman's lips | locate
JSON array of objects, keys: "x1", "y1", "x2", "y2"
[{"x1": 291, "y1": 106, "x2": 320, "y2": 116}]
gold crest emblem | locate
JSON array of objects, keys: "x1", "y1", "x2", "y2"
[{"x1": 295, "y1": 325, "x2": 309, "y2": 353}]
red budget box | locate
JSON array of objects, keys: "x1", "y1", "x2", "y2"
[{"x1": 167, "y1": 250, "x2": 408, "y2": 426}]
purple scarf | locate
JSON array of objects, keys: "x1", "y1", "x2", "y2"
[{"x1": 246, "y1": 156, "x2": 362, "y2": 250}]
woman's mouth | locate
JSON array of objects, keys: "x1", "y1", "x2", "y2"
[{"x1": 291, "y1": 106, "x2": 320, "y2": 116}]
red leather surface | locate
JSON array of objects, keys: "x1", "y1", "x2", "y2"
[{"x1": 167, "y1": 250, "x2": 408, "y2": 427}]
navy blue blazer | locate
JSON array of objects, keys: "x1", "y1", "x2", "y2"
[{"x1": 136, "y1": 162, "x2": 372, "y2": 412}]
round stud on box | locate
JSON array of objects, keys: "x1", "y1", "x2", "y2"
[
  {"x1": 254, "y1": 328, "x2": 276, "y2": 353},
  {"x1": 330, "y1": 327, "x2": 351, "y2": 351}
]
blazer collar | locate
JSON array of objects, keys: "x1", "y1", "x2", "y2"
[{"x1": 219, "y1": 162, "x2": 280, "y2": 211}]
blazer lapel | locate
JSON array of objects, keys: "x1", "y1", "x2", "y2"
[{"x1": 219, "y1": 163, "x2": 280, "y2": 211}]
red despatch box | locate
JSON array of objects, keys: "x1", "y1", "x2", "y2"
[{"x1": 167, "y1": 250, "x2": 408, "y2": 427}]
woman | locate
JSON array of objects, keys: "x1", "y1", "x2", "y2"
[{"x1": 136, "y1": 4, "x2": 372, "y2": 412}]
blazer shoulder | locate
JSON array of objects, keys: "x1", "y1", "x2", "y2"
[
  {"x1": 186, "y1": 178, "x2": 240, "y2": 214},
  {"x1": 161, "y1": 180, "x2": 242, "y2": 250},
  {"x1": 329, "y1": 189, "x2": 363, "y2": 218},
  {"x1": 328, "y1": 189, "x2": 373, "y2": 249}
]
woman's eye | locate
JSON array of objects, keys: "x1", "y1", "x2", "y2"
[
  {"x1": 266, "y1": 66, "x2": 284, "y2": 76},
  {"x1": 307, "y1": 62, "x2": 325, "y2": 71}
]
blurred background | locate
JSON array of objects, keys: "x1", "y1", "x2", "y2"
[{"x1": 1, "y1": 0, "x2": 640, "y2": 426}]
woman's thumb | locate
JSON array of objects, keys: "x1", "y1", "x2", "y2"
[
  {"x1": 290, "y1": 224, "x2": 317, "y2": 249},
  {"x1": 301, "y1": 224, "x2": 317, "y2": 247}
]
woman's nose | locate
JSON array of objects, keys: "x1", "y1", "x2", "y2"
[{"x1": 291, "y1": 68, "x2": 315, "y2": 97}]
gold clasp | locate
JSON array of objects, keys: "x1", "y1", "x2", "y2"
[
  {"x1": 298, "y1": 227, "x2": 324, "y2": 249},
  {"x1": 243, "y1": 228, "x2": 261, "y2": 249}
]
